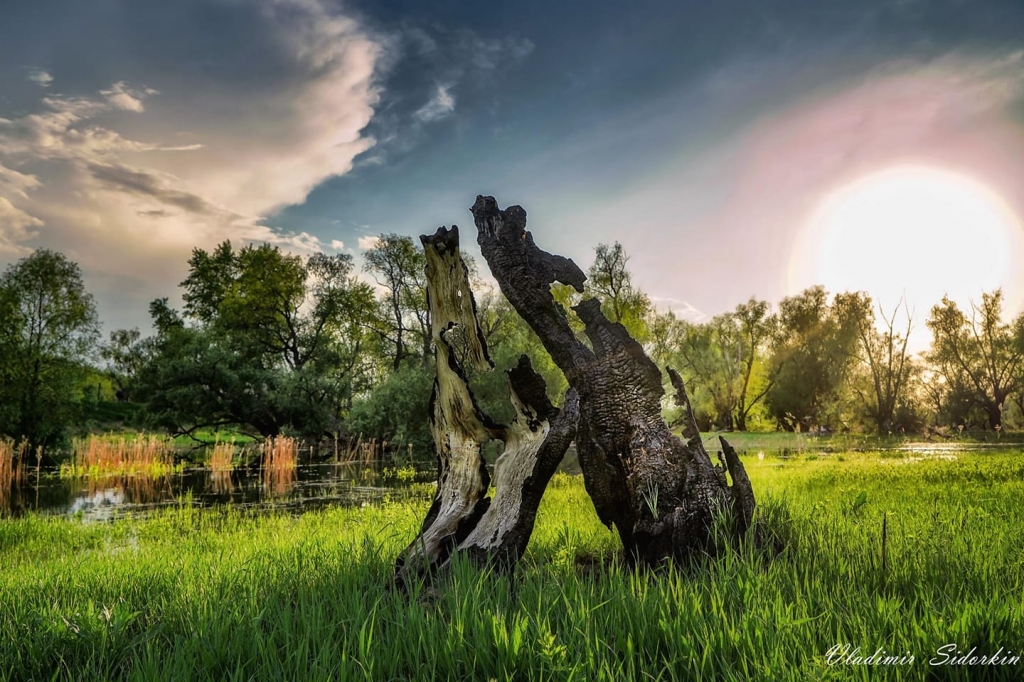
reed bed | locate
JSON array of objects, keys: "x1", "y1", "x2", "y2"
[
  {"x1": 0, "y1": 439, "x2": 27, "y2": 516},
  {"x1": 262, "y1": 436, "x2": 298, "y2": 497},
  {"x1": 61, "y1": 435, "x2": 176, "y2": 478},
  {"x1": 262, "y1": 436, "x2": 298, "y2": 470},
  {"x1": 208, "y1": 442, "x2": 236, "y2": 471},
  {"x1": 0, "y1": 439, "x2": 26, "y2": 490}
]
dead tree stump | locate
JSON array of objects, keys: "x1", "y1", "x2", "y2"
[
  {"x1": 395, "y1": 227, "x2": 578, "y2": 586},
  {"x1": 471, "y1": 196, "x2": 755, "y2": 566}
]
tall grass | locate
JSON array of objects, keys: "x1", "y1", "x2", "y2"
[
  {"x1": 0, "y1": 439, "x2": 27, "y2": 516},
  {"x1": 1, "y1": 451, "x2": 1022, "y2": 680},
  {"x1": 0, "y1": 439, "x2": 25, "y2": 488},
  {"x1": 61, "y1": 435, "x2": 176, "y2": 478},
  {"x1": 207, "y1": 442, "x2": 235, "y2": 471},
  {"x1": 262, "y1": 436, "x2": 297, "y2": 496}
]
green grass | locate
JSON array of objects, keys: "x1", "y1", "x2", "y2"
[
  {"x1": 696, "y1": 429, "x2": 1024, "y2": 454},
  {"x1": 1, "y1": 452, "x2": 1023, "y2": 680}
]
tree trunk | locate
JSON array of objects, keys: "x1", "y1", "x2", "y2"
[
  {"x1": 472, "y1": 196, "x2": 755, "y2": 566},
  {"x1": 395, "y1": 227, "x2": 577, "y2": 586}
]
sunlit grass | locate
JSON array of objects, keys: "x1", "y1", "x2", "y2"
[
  {"x1": 60, "y1": 435, "x2": 181, "y2": 478},
  {"x1": 1, "y1": 451, "x2": 1022, "y2": 680}
]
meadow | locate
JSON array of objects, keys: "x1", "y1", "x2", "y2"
[{"x1": 0, "y1": 450, "x2": 1022, "y2": 681}]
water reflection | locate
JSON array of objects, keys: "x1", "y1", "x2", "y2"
[{"x1": 3, "y1": 462, "x2": 434, "y2": 521}]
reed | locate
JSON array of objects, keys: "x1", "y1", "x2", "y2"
[
  {"x1": 262, "y1": 436, "x2": 298, "y2": 496},
  {"x1": 62, "y1": 434, "x2": 176, "y2": 478},
  {"x1": 262, "y1": 436, "x2": 298, "y2": 470},
  {"x1": 208, "y1": 441, "x2": 236, "y2": 471},
  {"x1": 0, "y1": 439, "x2": 25, "y2": 490}
]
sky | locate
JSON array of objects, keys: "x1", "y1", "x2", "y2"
[{"x1": 2, "y1": 0, "x2": 1024, "y2": 349}]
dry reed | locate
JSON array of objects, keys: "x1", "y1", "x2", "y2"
[
  {"x1": 208, "y1": 442, "x2": 236, "y2": 471},
  {"x1": 0, "y1": 439, "x2": 28, "y2": 514},
  {"x1": 0, "y1": 439, "x2": 26, "y2": 489},
  {"x1": 262, "y1": 436, "x2": 298, "y2": 496},
  {"x1": 64, "y1": 435, "x2": 175, "y2": 477}
]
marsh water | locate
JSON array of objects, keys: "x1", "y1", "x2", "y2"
[
  {"x1": 1, "y1": 461, "x2": 438, "y2": 521},
  {"x1": 0, "y1": 440, "x2": 1013, "y2": 521}
]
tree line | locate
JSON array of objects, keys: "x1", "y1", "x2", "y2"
[{"x1": 2, "y1": 240, "x2": 1023, "y2": 455}]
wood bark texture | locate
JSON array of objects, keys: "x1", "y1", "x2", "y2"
[
  {"x1": 395, "y1": 226, "x2": 578, "y2": 586},
  {"x1": 471, "y1": 196, "x2": 756, "y2": 565}
]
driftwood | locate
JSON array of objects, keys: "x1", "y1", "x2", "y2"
[
  {"x1": 395, "y1": 227, "x2": 577, "y2": 585},
  {"x1": 472, "y1": 196, "x2": 755, "y2": 566}
]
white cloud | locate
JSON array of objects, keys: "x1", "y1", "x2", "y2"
[
  {"x1": 0, "y1": 0, "x2": 386, "y2": 331},
  {"x1": 26, "y1": 69, "x2": 53, "y2": 88},
  {"x1": 100, "y1": 81, "x2": 156, "y2": 113},
  {"x1": 415, "y1": 84, "x2": 456, "y2": 123},
  {"x1": 357, "y1": 234, "x2": 380, "y2": 250},
  {"x1": 330, "y1": 239, "x2": 345, "y2": 250},
  {"x1": 650, "y1": 297, "x2": 706, "y2": 322}
]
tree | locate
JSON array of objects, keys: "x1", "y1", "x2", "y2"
[
  {"x1": 363, "y1": 234, "x2": 430, "y2": 370},
  {"x1": 101, "y1": 328, "x2": 150, "y2": 402},
  {"x1": 586, "y1": 242, "x2": 652, "y2": 342},
  {"x1": 668, "y1": 299, "x2": 779, "y2": 431},
  {"x1": 0, "y1": 250, "x2": 100, "y2": 447},
  {"x1": 138, "y1": 242, "x2": 376, "y2": 440},
  {"x1": 835, "y1": 293, "x2": 915, "y2": 434},
  {"x1": 926, "y1": 291, "x2": 1023, "y2": 430},
  {"x1": 765, "y1": 287, "x2": 860, "y2": 431}
]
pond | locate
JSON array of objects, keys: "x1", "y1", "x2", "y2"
[{"x1": 1, "y1": 462, "x2": 437, "y2": 521}]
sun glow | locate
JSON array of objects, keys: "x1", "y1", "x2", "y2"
[{"x1": 789, "y1": 166, "x2": 1024, "y2": 331}]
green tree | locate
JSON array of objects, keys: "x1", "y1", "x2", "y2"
[
  {"x1": 363, "y1": 234, "x2": 430, "y2": 370},
  {"x1": 586, "y1": 242, "x2": 652, "y2": 342},
  {"x1": 835, "y1": 293, "x2": 917, "y2": 433},
  {"x1": 656, "y1": 299, "x2": 778, "y2": 431},
  {"x1": 765, "y1": 286, "x2": 860, "y2": 431},
  {"x1": 926, "y1": 290, "x2": 1023, "y2": 430},
  {"x1": 101, "y1": 328, "x2": 150, "y2": 402},
  {"x1": 138, "y1": 242, "x2": 376, "y2": 440},
  {"x1": 0, "y1": 249, "x2": 100, "y2": 447}
]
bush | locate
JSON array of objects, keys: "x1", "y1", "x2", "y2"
[{"x1": 346, "y1": 366, "x2": 435, "y2": 465}]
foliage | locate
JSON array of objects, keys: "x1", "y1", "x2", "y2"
[
  {"x1": 363, "y1": 234, "x2": 431, "y2": 370},
  {"x1": 346, "y1": 365, "x2": 435, "y2": 464},
  {"x1": 585, "y1": 242, "x2": 652, "y2": 342},
  {"x1": 1, "y1": 451, "x2": 1022, "y2": 680},
  {"x1": 764, "y1": 287, "x2": 861, "y2": 432},
  {"x1": 100, "y1": 329, "x2": 150, "y2": 403},
  {"x1": 834, "y1": 293, "x2": 918, "y2": 434},
  {"x1": 0, "y1": 250, "x2": 100, "y2": 448},
  {"x1": 653, "y1": 299, "x2": 778, "y2": 431},
  {"x1": 137, "y1": 242, "x2": 376, "y2": 440},
  {"x1": 926, "y1": 290, "x2": 1024, "y2": 430}
]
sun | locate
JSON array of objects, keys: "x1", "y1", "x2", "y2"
[{"x1": 789, "y1": 165, "x2": 1024, "y2": 327}]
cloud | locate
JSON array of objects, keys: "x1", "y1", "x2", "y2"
[
  {"x1": 650, "y1": 297, "x2": 706, "y2": 322},
  {"x1": 357, "y1": 235, "x2": 380, "y2": 250},
  {"x1": 26, "y1": 69, "x2": 53, "y2": 88},
  {"x1": 0, "y1": 0, "x2": 386, "y2": 331},
  {"x1": 85, "y1": 162, "x2": 223, "y2": 216},
  {"x1": 330, "y1": 239, "x2": 345, "y2": 250},
  {"x1": 415, "y1": 83, "x2": 456, "y2": 123},
  {"x1": 0, "y1": 197, "x2": 42, "y2": 256},
  {"x1": 100, "y1": 81, "x2": 156, "y2": 112}
]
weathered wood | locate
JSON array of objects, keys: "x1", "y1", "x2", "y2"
[
  {"x1": 396, "y1": 226, "x2": 577, "y2": 585},
  {"x1": 472, "y1": 196, "x2": 756, "y2": 566},
  {"x1": 395, "y1": 227, "x2": 497, "y2": 585}
]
